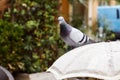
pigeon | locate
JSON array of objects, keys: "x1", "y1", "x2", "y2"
[{"x1": 58, "y1": 16, "x2": 95, "y2": 48}]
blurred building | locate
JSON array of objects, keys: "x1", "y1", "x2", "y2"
[{"x1": 59, "y1": 0, "x2": 117, "y2": 32}]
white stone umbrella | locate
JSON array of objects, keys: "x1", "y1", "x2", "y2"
[{"x1": 47, "y1": 41, "x2": 120, "y2": 80}]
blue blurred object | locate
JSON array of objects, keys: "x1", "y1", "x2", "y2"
[{"x1": 97, "y1": 6, "x2": 120, "y2": 32}]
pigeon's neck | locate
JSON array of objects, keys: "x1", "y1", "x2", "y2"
[{"x1": 60, "y1": 22, "x2": 72, "y2": 37}]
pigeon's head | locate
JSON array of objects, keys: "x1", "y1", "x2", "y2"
[{"x1": 58, "y1": 16, "x2": 65, "y2": 24}]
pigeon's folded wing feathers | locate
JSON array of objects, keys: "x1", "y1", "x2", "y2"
[{"x1": 69, "y1": 28, "x2": 87, "y2": 45}]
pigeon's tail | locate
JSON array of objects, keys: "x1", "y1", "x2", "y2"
[{"x1": 89, "y1": 39, "x2": 96, "y2": 43}]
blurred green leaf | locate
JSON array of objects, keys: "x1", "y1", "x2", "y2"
[{"x1": 0, "y1": 0, "x2": 67, "y2": 73}]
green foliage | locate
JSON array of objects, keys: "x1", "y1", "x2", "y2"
[
  {"x1": 97, "y1": 17, "x2": 116, "y2": 41},
  {"x1": 103, "y1": 26, "x2": 116, "y2": 41},
  {"x1": 0, "y1": 0, "x2": 66, "y2": 73},
  {"x1": 0, "y1": 20, "x2": 24, "y2": 72}
]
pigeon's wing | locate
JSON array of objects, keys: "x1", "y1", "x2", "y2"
[{"x1": 69, "y1": 28, "x2": 89, "y2": 45}]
